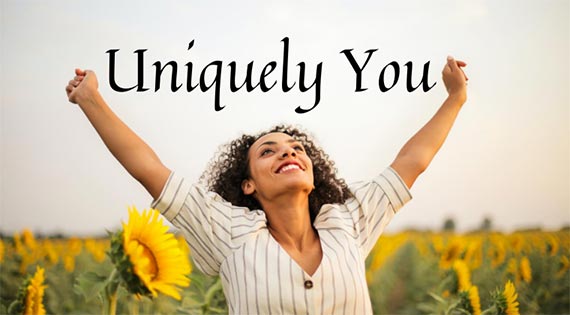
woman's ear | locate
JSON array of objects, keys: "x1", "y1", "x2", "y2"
[{"x1": 241, "y1": 179, "x2": 255, "y2": 195}]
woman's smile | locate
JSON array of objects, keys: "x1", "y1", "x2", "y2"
[{"x1": 276, "y1": 161, "x2": 304, "y2": 174}]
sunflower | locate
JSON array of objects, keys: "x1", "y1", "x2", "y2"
[
  {"x1": 109, "y1": 207, "x2": 191, "y2": 300},
  {"x1": 459, "y1": 285, "x2": 481, "y2": 315},
  {"x1": 439, "y1": 239, "x2": 463, "y2": 269},
  {"x1": 22, "y1": 229, "x2": 37, "y2": 251},
  {"x1": 503, "y1": 280, "x2": 520, "y2": 315},
  {"x1": 369, "y1": 235, "x2": 407, "y2": 273},
  {"x1": 467, "y1": 286, "x2": 482, "y2": 315},
  {"x1": 0, "y1": 238, "x2": 4, "y2": 263},
  {"x1": 431, "y1": 235, "x2": 444, "y2": 253},
  {"x1": 42, "y1": 240, "x2": 59, "y2": 265},
  {"x1": 452, "y1": 259, "x2": 472, "y2": 292},
  {"x1": 546, "y1": 235, "x2": 559, "y2": 256},
  {"x1": 519, "y1": 256, "x2": 532, "y2": 283},
  {"x1": 177, "y1": 235, "x2": 192, "y2": 258},
  {"x1": 505, "y1": 258, "x2": 519, "y2": 283},
  {"x1": 9, "y1": 266, "x2": 47, "y2": 315},
  {"x1": 493, "y1": 280, "x2": 520, "y2": 315},
  {"x1": 63, "y1": 255, "x2": 75, "y2": 272},
  {"x1": 489, "y1": 241, "x2": 506, "y2": 268},
  {"x1": 463, "y1": 240, "x2": 482, "y2": 270},
  {"x1": 509, "y1": 234, "x2": 523, "y2": 254},
  {"x1": 13, "y1": 232, "x2": 25, "y2": 255},
  {"x1": 556, "y1": 255, "x2": 569, "y2": 278},
  {"x1": 67, "y1": 237, "x2": 83, "y2": 256},
  {"x1": 85, "y1": 238, "x2": 108, "y2": 263},
  {"x1": 25, "y1": 266, "x2": 47, "y2": 315}
]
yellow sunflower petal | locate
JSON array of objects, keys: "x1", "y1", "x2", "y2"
[
  {"x1": 117, "y1": 207, "x2": 192, "y2": 299},
  {"x1": 468, "y1": 286, "x2": 482, "y2": 315},
  {"x1": 453, "y1": 260, "x2": 472, "y2": 292},
  {"x1": 503, "y1": 280, "x2": 520, "y2": 315},
  {"x1": 24, "y1": 266, "x2": 47, "y2": 315}
]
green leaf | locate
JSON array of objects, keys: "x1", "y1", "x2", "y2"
[
  {"x1": 7, "y1": 299, "x2": 23, "y2": 315},
  {"x1": 181, "y1": 294, "x2": 202, "y2": 308},
  {"x1": 454, "y1": 308, "x2": 471, "y2": 315},
  {"x1": 74, "y1": 271, "x2": 109, "y2": 302},
  {"x1": 204, "y1": 277, "x2": 223, "y2": 306},
  {"x1": 429, "y1": 292, "x2": 447, "y2": 304},
  {"x1": 446, "y1": 299, "x2": 461, "y2": 311},
  {"x1": 417, "y1": 302, "x2": 438, "y2": 313}
]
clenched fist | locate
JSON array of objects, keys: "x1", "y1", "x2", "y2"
[
  {"x1": 442, "y1": 56, "x2": 468, "y2": 103},
  {"x1": 65, "y1": 68, "x2": 99, "y2": 104}
]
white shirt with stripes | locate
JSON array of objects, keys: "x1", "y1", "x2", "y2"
[{"x1": 151, "y1": 166, "x2": 412, "y2": 315}]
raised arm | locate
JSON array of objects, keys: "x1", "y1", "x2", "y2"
[
  {"x1": 390, "y1": 56, "x2": 468, "y2": 189},
  {"x1": 65, "y1": 68, "x2": 170, "y2": 200}
]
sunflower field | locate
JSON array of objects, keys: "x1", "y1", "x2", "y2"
[{"x1": 1, "y1": 215, "x2": 569, "y2": 314}]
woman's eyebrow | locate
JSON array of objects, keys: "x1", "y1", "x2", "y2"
[
  {"x1": 256, "y1": 139, "x2": 300, "y2": 151},
  {"x1": 258, "y1": 141, "x2": 277, "y2": 148},
  {"x1": 288, "y1": 139, "x2": 304, "y2": 146}
]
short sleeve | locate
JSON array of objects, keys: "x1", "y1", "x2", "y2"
[
  {"x1": 150, "y1": 171, "x2": 266, "y2": 276},
  {"x1": 151, "y1": 172, "x2": 192, "y2": 221},
  {"x1": 349, "y1": 166, "x2": 412, "y2": 258}
]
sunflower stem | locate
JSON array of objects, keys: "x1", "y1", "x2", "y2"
[
  {"x1": 108, "y1": 292, "x2": 118, "y2": 315},
  {"x1": 105, "y1": 268, "x2": 121, "y2": 315},
  {"x1": 130, "y1": 295, "x2": 140, "y2": 315},
  {"x1": 481, "y1": 305, "x2": 497, "y2": 315}
]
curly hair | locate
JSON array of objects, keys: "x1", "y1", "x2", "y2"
[{"x1": 200, "y1": 125, "x2": 353, "y2": 223}]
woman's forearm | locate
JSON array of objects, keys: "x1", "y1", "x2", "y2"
[
  {"x1": 80, "y1": 92, "x2": 163, "y2": 172},
  {"x1": 391, "y1": 56, "x2": 468, "y2": 188},
  {"x1": 67, "y1": 69, "x2": 169, "y2": 199},
  {"x1": 75, "y1": 92, "x2": 169, "y2": 199},
  {"x1": 392, "y1": 95, "x2": 464, "y2": 175}
]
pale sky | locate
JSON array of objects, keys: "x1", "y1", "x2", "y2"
[{"x1": 1, "y1": 0, "x2": 568, "y2": 235}]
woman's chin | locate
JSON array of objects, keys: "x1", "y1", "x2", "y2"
[{"x1": 279, "y1": 181, "x2": 314, "y2": 194}]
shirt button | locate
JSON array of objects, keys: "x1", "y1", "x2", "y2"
[{"x1": 304, "y1": 280, "x2": 313, "y2": 289}]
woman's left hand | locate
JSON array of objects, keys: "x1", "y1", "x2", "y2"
[{"x1": 442, "y1": 56, "x2": 468, "y2": 103}]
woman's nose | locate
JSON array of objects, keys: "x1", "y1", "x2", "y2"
[{"x1": 281, "y1": 147, "x2": 296, "y2": 158}]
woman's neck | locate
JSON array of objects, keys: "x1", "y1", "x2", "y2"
[{"x1": 261, "y1": 192, "x2": 315, "y2": 251}]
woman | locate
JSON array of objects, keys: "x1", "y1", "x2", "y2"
[{"x1": 65, "y1": 56, "x2": 468, "y2": 314}]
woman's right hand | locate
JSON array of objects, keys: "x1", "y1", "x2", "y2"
[{"x1": 66, "y1": 68, "x2": 99, "y2": 104}]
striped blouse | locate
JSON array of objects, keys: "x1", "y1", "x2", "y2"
[{"x1": 151, "y1": 166, "x2": 412, "y2": 315}]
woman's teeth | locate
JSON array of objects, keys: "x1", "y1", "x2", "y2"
[{"x1": 279, "y1": 164, "x2": 300, "y2": 173}]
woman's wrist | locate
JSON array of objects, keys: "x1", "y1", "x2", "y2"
[
  {"x1": 78, "y1": 90, "x2": 103, "y2": 108},
  {"x1": 446, "y1": 91, "x2": 467, "y2": 106}
]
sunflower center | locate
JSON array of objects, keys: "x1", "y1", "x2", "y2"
[{"x1": 136, "y1": 241, "x2": 159, "y2": 279}]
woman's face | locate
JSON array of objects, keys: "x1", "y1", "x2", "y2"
[{"x1": 242, "y1": 132, "x2": 314, "y2": 201}]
